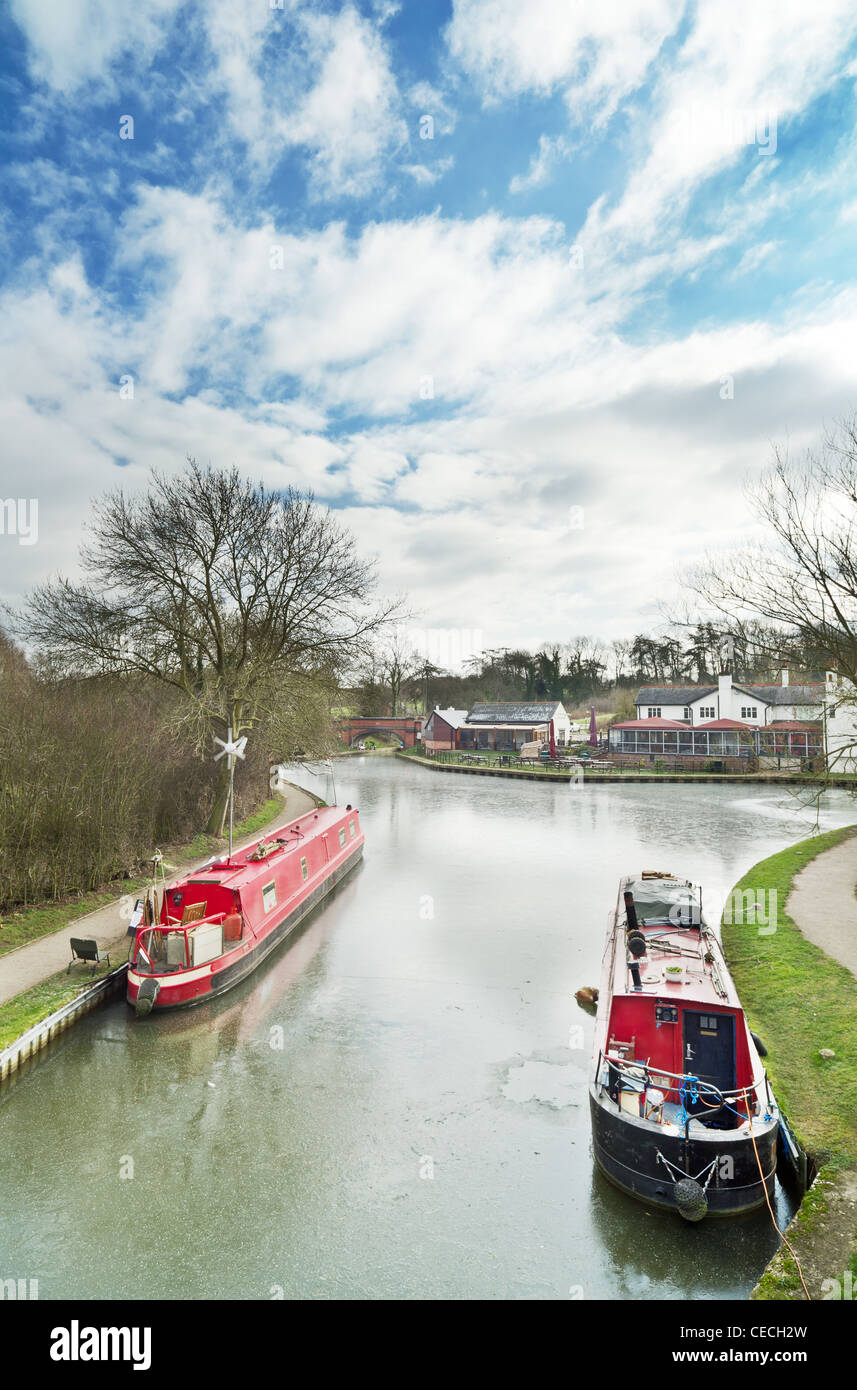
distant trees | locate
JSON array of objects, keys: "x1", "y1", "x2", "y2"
[{"x1": 22, "y1": 460, "x2": 396, "y2": 832}]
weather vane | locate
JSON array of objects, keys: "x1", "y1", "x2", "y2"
[{"x1": 214, "y1": 727, "x2": 247, "y2": 858}]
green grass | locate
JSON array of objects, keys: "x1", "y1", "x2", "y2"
[
  {"x1": 722, "y1": 824, "x2": 857, "y2": 1165},
  {"x1": 0, "y1": 954, "x2": 121, "y2": 1052},
  {"x1": 0, "y1": 796, "x2": 288, "y2": 961}
]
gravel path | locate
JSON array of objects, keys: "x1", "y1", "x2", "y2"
[
  {"x1": 0, "y1": 782, "x2": 320, "y2": 1006},
  {"x1": 786, "y1": 836, "x2": 857, "y2": 979}
]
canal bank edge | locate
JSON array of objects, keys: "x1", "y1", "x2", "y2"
[
  {"x1": 0, "y1": 779, "x2": 327, "y2": 1078},
  {"x1": 396, "y1": 750, "x2": 856, "y2": 786},
  {"x1": 720, "y1": 824, "x2": 857, "y2": 1300}
]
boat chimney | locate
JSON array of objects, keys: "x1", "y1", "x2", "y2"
[
  {"x1": 623, "y1": 890, "x2": 638, "y2": 932},
  {"x1": 628, "y1": 961, "x2": 642, "y2": 991}
]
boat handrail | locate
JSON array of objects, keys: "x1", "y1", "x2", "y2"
[
  {"x1": 146, "y1": 911, "x2": 228, "y2": 932},
  {"x1": 601, "y1": 1054, "x2": 759, "y2": 1105}
]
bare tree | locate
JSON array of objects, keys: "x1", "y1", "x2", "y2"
[
  {"x1": 20, "y1": 459, "x2": 399, "y2": 831},
  {"x1": 687, "y1": 418, "x2": 857, "y2": 778},
  {"x1": 687, "y1": 421, "x2": 857, "y2": 681},
  {"x1": 381, "y1": 629, "x2": 422, "y2": 716}
]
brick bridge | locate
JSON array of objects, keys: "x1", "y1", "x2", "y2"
[{"x1": 334, "y1": 716, "x2": 423, "y2": 748}]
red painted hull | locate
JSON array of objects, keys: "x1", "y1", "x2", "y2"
[{"x1": 127, "y1": 805, "x2": 364, "y2": 1013}]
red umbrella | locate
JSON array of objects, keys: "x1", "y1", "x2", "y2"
[
  {"x1": 549, "y1": 718, "x2": 556, "y2": 759},
  {"x1": 589, "y1": 706, "x2": 598, "y2": 747}
]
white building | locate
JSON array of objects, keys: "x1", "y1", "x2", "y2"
[
  {"x1": 823, "y1": 671, "x2": 857, "y2": 773},
  {"x1": 634, "y1": 669, "x2": 825, "y2": 727}
]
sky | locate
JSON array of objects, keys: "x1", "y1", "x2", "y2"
[{"x1": 2, "y1": 0, "x2": 857, "y2": 667}]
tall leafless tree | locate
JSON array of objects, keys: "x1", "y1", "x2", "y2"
[{"x1": 21, "y1": 459, "x2": 399, "y2": 831}]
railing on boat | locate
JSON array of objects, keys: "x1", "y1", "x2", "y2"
[
  {"x1": 595, "y1": 1049, "x2": 773, "y2": 1137},
  {"x1": 131, "y1": 912, "x2": 229, "y2": 973}
]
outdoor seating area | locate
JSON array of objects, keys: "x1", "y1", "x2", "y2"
[{"x1": 421, "y1": 748, "x2": 603, "y2": 773}]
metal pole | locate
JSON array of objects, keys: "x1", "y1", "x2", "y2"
[{"x1": 228, "y1": 724, "x2": 235, "y2": 860}]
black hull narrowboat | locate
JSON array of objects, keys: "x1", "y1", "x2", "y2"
[{"x1": 589, "y1": 873, "x2": 780, "y2": 1220}]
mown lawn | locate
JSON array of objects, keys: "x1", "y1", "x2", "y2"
[{"x1": 722, "y1": 824, "x2": 857, "y2": 1166}]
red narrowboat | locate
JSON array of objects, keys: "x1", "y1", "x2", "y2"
[
  {"x1": 127, "y1": 805, "x2": 364, "y2": 1015},
  {"x1": 589, "y1": 873, "x2": 781, "y2": 1220}
]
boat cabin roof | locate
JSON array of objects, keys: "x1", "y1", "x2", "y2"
[
  {"x1": 614, "y1": 874, "x2": 740, "y2": 1010},
  {"x1": 184, "y1": 807, "x2": 357, "y2": 893}
]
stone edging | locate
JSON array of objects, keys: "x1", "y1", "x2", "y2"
[{"x1": 0, "y1": 965, "x2": 128, "y2": 1084}]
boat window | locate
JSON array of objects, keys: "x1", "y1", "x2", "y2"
[
  {"x1": 699, "y1": 1015, "x2": 719, "y2": 1033},
  {"x1": 349, "y1": 820, "x2": 355, "y2": 838},
  {"x1": 262, "y1": 881, "x2": 277, "y2": 912},
  {"x1": 338, "y1": 827, "x2": 346, "y2": 847},
  {"x1": 300, "y1": 856, "x2": 308, "y2": 881}
]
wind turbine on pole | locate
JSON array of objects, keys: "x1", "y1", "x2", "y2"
[{"x1": 214, "y1": 727, "x2": 248, "y2": 859}]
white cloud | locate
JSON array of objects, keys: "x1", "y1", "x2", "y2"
[
  {"x1": 8, "y1": 0, "x2": 181, "y2": 93},
  {"x1": 5, "y1": 177, "x2": 857, "y2": 645},
  {"x1": 402, "y1": 157, "x2": 454, "y2": 185},
  {"x1": 509, "y1": 134, "x2": 569, "y2": 194},
  {"x1": 290, "y1": 6, "x2": 408, "y2": 198},
  {"x1": 447, "y1": 0, "x2": 684, "y2": 125},
  {"x1": 580, "y1": 1, "x2": 857, "y2": 261}
]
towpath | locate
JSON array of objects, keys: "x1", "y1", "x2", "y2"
[
  {"x1": 0, "y1": 782, "x2": 320, "y2": 1006},
  {"x1": 787, "y1": 836, "x2": 857, "y2": 979}
]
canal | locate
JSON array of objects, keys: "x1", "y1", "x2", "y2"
[{"x1": 1, "y1": 760, "x2": 853, "y2": 1300}]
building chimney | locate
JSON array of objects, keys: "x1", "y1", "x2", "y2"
[
  {"x1": 717, "y1": 671, "x2": 732, "y2": 717},
  {"x1": 780, "y1": 667, "x2": 789, "y2": 687}
]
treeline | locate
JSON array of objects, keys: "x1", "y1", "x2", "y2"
[
  {"x1": 0, "y1": 632, "x2": 269, "y2": 910},
  {"x1": 349, "y1": 620, "x2": 831, "y2": 717}
]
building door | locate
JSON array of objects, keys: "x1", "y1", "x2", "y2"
[{"x1": 682, "y1": 1011, "x2": 735, "y2": 1115}]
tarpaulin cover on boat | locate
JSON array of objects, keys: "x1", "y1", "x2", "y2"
[{"x1": 626, "y1": 878, "x2": 701, "y2": 924}]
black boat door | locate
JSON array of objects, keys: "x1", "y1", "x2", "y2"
[{"x1": 682, "y1": 1011, "x2": 735, "y2": 1117}]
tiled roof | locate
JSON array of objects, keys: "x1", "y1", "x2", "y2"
[
  {"x1": 467, "y1": 702, "x2": 561, "y2": 724},
  {"x1": 695, "y1": 719, "x2": 754, "y2": 730},
  {"x1": 635, "y1": 686, "x2": 716, "y2": 705},
  {"x1": 635, "y1": 683, "x2": 825, "y2": 707},
  {"x1": 426, "y1": 708, "x2": 468, "y2": 730},
  {"x1": 739, "y1": 684, "x2": 824, "y2": 705}
]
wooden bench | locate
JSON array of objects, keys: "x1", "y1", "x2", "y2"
[{"x1": 67, "y1": 937, "x2": 110, "y2": 975}]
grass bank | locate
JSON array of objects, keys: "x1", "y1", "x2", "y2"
[
  {"x1": 722, "y1": 825, "x2": 857, "y2": 1300},
  {"x1": 722, "y1": 824, "x2": 857, "y2": 1165},
  {"x1": 0, "y1": 954, "x2": 119, "y2": 1051}
]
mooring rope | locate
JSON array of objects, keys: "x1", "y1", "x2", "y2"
[{"x1": 747, "y1": 1113, "x2": 812, "y2": 1301}]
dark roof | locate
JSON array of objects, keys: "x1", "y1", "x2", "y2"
[
  {"x1": 635, "y1": 687, "x2": 716, "y2": 705},
  {"x1": 738, "y1": 684, "x2": 824, "y2": 705},
  {"x1": 467, "y1": 701, "x2": 561, "y2": 724},
  {"x1": 635, "y1": 683, "x2": 825, "y2": 707}
]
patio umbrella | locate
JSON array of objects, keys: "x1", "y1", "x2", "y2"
[
  {"x1": 589, "y1": 706, "x2": 598, "y2": 747},
  {"x1": 549, "y1": 719, "x2": 556, "y2": 759}
]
